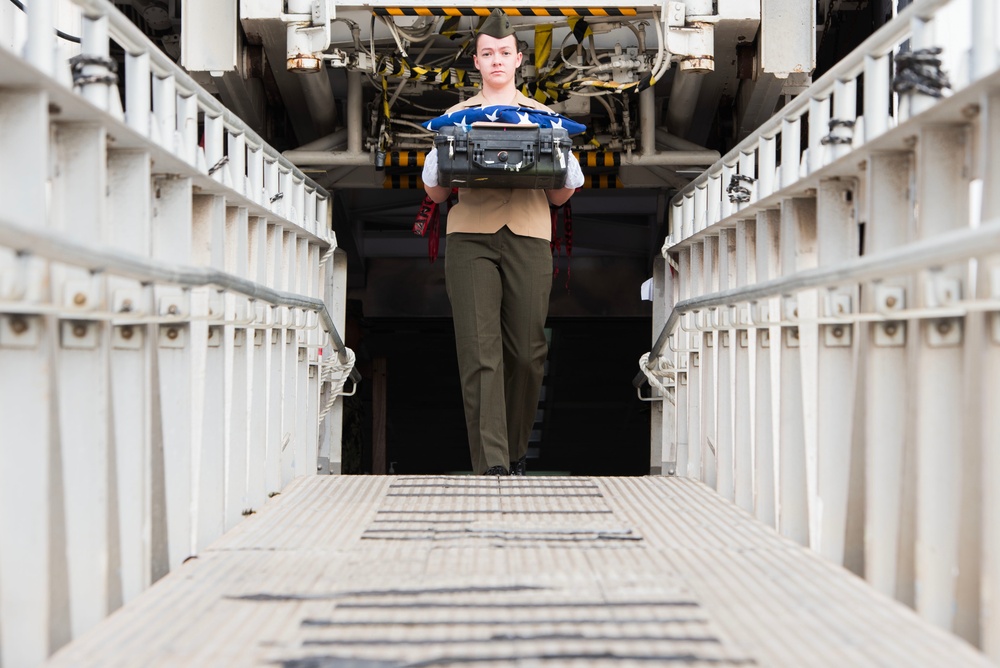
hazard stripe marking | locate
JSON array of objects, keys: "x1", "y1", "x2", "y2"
[{"x1": 375, "y1": 8, "x2": 639, "y2": 17}]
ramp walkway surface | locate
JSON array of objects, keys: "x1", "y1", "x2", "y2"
[{"x1": 47, "y1": 475, "x2": 991, "y2": 667}]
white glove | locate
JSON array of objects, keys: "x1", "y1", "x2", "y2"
[
  {"x1": 422, "y1": 147, "x2": 439, "y2": 187},
  {"x1": 564, "y1": 150, "x2": 584, "y2": 189}
]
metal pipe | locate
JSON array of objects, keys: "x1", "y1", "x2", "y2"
[
  {"x1": 347, "y1": 70, "x2": 363, "y2": 155},
  {"x1": 282, "y1": 151, "x2": 371, "y2": 166},
  {"x1": 0, "y1": 217, "x2": 360, "y2": 381},
  {"x1": 291, "y1": 129, "x2": 349, "y2": 152},
  {"x1": 640, "y1": 86, "x2": 656, "y2": 157},
  {"x1": 635, "y1": 221, "x2": 1000, "y2": 384},
  {"x1": 666, "y1": 67, "x2": 704, "y2": 138},
  {"x1": 655, "y1": 127, "x2": 712, "y2": 151}
]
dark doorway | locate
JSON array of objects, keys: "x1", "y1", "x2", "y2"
[{"x1": 345, "y1": 315, "x2": 651, "y2": 476}]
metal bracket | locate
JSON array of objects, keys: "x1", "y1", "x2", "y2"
[
  {"x1": 925, "y1": 317, "x2": 962, "y2": 347},
  {"x1": 758, "y1": 328, "x2": 771, "y2": 348},
  {"x1": 822, "y1": 323, "x2": 852, "y2": 347},
  {"x1": 64, "y1": 279, "x2": 98, "y2": 312},
  {"x1": 783, "y1": 297, "x2": 798, "y2": 321},
  {"x1": 873, "y1": 320, "x2": 906, "y2": 347},
  {"x1": 824, "y1": 290, "x2": 853, "y2": 318},
  {"x1": 61, "y1": 320, "x2": 100, "y2": 349},
  {"x1": 784, "y1": 326, "x2": 800, "y2": 348},
  {"x1": 875, "y1": 284, "x2": 906, "y2": 316},
  {"x1": 208, "y1": 325, "x2": 223, "y2": 348},
  {"x1": 0, "y1": 314, "x2": 41, "y2": 348},
  {"x1": 159, "y1": 323, "x2": 188, "y2": 348},
  {"x1": 924, "y1": 272, "x2": 962, "y2": 308},
  {"x1": 112, "y1": 323, "x2": 144, "y2": 350}
]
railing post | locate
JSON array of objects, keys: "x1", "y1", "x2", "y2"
[
  {"x1": 51, "y1": 120, "x2": 114, "y2": 641},
  {"x1": 191, "y1": 195, "x2": 227, "y2": 552},
  {"x1": 733, "y1": 219, "x2": 756, "y2": 513},
  {"x1": 224, "y1": 205, "x2": 251, "y2": 529},
  {"x1": 777, "y1": 197, "x2": 816, "y2": 546},
  {"x1": 151, "y1": 176, "x2": 195, "y2": 573},
  {"x1": 700, "y1": 236, "x2": 719, "y2": 488},
  {"x1": 0, "y1": 89, "x2": 53, "y2": 668},
  {"x1": 754, "y1": 209, "x2": 781, "y2": 528},
  {"x1": 814, "y1": 178, "x2": 861, "y2": 567},
  {"x1": 863, "y1": 151, "x2": 917, "y2": 605},
  {"x1": 716, "y1": 228, "x2": 736, "y2": 500},
  {"x1": 247, "y1": 216, "x2": 269, "y2": 507},
  {"x1": 106, "y1": 147, "x2": 154, "y2": 606},
  {"x1": 674, "y1": 249, "x2": 692, "y2": 477},
  {"x1": 979, "y1": 87, "x2": 1000, "y2": 664},
  {"x1": 913, "y1": 123, "x2": 980, "y2": 643},
  {"x1": 686, "y1": 243, "x2": 704, "y2": 478}
]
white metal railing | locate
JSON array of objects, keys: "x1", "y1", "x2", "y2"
[
  {"x1": 664, "y1": 0, "x2": 992, "y2": 249},
  {"x1": 0, "y1": 1, "x2": 356, "y2": 666},
  {"x1": 641, "y1": 0, "x2": 1000, "y2": 661}
]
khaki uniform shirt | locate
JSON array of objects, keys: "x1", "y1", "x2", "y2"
[{"x1": 443, "y1": 91, "x2": 555, "y2": 241}]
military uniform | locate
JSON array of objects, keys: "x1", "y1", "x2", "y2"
[{"x1": 426, "y1": 9, "x2": 580, "y2": 475}]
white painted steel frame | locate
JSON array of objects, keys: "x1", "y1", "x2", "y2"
[
  {"x1": 0, "y1": 1, "x2": 356, "y2": 665},
  {"x1": 643, "y1": 0, "x2": 1000, "y2": 657}
]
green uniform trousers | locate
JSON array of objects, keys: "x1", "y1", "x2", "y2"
[{"x1": 445, "y1": 225, "x2": 552, "y2": 474}]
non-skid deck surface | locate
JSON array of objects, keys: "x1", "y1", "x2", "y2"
[{"x1": 48, "y1": 476, "x2": 990, "y2": 667}]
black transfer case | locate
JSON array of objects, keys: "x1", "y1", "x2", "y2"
[{"x1": 434, "y1": 123, "x2": 570, "y2": 190}]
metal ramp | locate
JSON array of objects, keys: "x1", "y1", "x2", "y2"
[{"x1": 47, "y1": 475, "x2": 991, "y2": 667}]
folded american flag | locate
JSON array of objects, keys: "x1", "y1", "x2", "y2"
[{"x1": 422, "y1": 105, "x2": 587, "y2": 135}]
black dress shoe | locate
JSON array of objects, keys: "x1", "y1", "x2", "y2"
[
  {"x1": 509, "y1": 456, "x2": 527, "y2": 476},
  {"x1": 484, "y1": 465, "x2": 509, "y2": 476}
]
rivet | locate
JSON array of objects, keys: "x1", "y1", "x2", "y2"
[
  {"x1": 167, "y1": 304, "x2": 179, "y2": 315},
  {"x1": 73, "y1": 324, "x2": 88, "y2": 338},
  {"x1": 120, "y1": 326, "x2": 134, "y2": 340},
  {"x1": 885, "y1": 295, "x2": 897, "y2": 308},
  {"x1": 10, "y1": 317, "x2": 28, "y2": 335},
  {"x1": 936, "y1": 320, "x2": 952, "y2": 335},
  {"x1": 885, "y1": 323, "x2": 898, "y2": 336},
  {"x1": 166, "y1": 327, "x2": 179, "y2": 340},
  {"x1": 73, "y1": 292, "x2": 87, "y2": 306},
  {"x1": 832, "y1": 326, "x2": 844, "y2": 338}
]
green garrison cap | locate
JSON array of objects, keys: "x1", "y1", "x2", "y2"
[{"x1": 478, "y1": 9, "x2": 516, "y2": 39}]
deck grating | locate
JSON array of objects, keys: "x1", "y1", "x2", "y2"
[{"x1": 45, "y1": 475, "x2": 993, "y2": 667}]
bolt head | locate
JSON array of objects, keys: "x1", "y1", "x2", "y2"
[
  {"x1": 10, "y1": 318, "x2": 28, "y2": 335},
  {"x1": 73, "y1": 292, "x2": 87, "y2": 306},
  {"x1": 120, "y1": 326, "x2": 134, "y2": 340},
  {"x1": 166, "y1": 327, "x2": 179, "y2": 340},
  {"x1": 72, "y1": 324, "x2": 87, "y2": 338}
]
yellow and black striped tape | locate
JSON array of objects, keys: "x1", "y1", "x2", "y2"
[
  {"x1": 584, "y1": 174, "x2": 623, "y2": 188},
  {"x1": 383, "y1": 174, "x2": 424, "y2": 189},
  {"x1": 385, "y1": 151, "x2": 426, "y2": 168},
  {"x1": 567, "y1": 17, "x2": 593, "y2": 42},
  {"x1": 374, "y1": 8, "x2": 639, "y2": 17},
  {"x1": 574, "y1": 152, "x2": 621, "y2": 168}
]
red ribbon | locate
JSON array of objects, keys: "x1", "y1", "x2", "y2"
[
  {"x1": 413, "y1": 190, "x2": 457, "y2": 263},
  {"x1": 550, "y1": 200, "x2": 573, "y2": 288}
]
